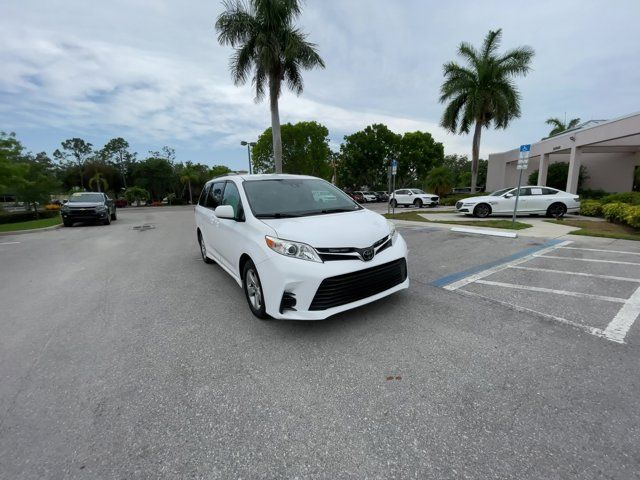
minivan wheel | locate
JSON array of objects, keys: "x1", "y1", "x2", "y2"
[
  {"x1": 198, "y1": 232, "x2": 214, "y2": 264},
  {"x1": 243, "y1": 260, "x2": 269, "y2": 320},
  {"x1": 414, "y1": 198, "x2": 423, "y2": 208}
]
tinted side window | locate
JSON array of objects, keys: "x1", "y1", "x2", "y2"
[
  {"x1": 198, "y1": 184, "x2": 210, "y2": 206},
  {"x1": 206, "y1": 182, "x2": 225, "y2": 209},
  {"x1": 517, "y1": 187, "x2": 531, "y2": 196},
  {"x1": 542, "y1": 188, "x2": 558, "y2": 195},
  {"x1": 221, "y1": 182, "x2": 243, "y2": 220}
]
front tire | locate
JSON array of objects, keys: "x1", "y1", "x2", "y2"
[
  {"x1": 103, "y1": 214, "x2": 111, "y2": 225},
  {"x1": 414, "y1": 199, "x2": 423, "y2": 208},
  {"x1": 198, "y1": 232, "x2": 214, "y2": 264},
  {"x1": 63, "y1": 219, "x2": 72, "y2": 227},
  {"x1": 473, "y1": 203, "x2": 491, "y2": 218},
  {"x1": 242, "y1": 260, "x2": 269, "y2": 320},
  {"x1": 390, "y1": 199, "x2": 397, "y2": 208},
  {"x1": 547, "y1": 202, "x2": 567, "y2": 218}
]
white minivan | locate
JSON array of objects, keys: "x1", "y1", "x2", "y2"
[{"x1": 195, "y1": 174, "x2": 409, "y2": 320}]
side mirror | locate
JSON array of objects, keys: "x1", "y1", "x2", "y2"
[
  {"x1": 408, "y1": 192, "x2": 413, "y2": 196},
  {"x1": 504, "y1": 193, "x2": 513, "y2": 198},
  {"x1": 214, "y1": 205, "x2": 235, "y2": 219}
]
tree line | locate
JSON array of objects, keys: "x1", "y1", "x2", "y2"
[
  {"x1": 1, "y1": 122, "x2": 489, "y2": 211},
  {"x1": 0, "y1": 132, "x2": 232, "y2": 210}
]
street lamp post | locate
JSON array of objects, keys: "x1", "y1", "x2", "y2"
[{"x1": 240, "y1": 141, "x2": 256, "y2": 174}]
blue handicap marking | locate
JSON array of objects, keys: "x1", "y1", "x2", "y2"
[
  {"x1": 520, "y1": 144, "x2": 531, "y2": 152},
  {"x1": 391, "y1": 159, "x2": 398, "y2": 167}
]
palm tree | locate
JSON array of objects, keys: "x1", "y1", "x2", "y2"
[
  {"x1": 180, "y1": 164, "x2": 200, "y2": 204},
  {"x1": 440, "y1": 29, "x2": 534, "y2": 192},
  {"x1": 215, "y1": 0, "x2": 325, "y2": 173},
  {"x1": 545, "y1": 117, "x2": 581, "y2": 137},
  {"x1": 425, "y1": 166, "x2": 454, "y2": 197},
  {"x1": 89, "y1": 172, "x2": 108, "y2": 192}
]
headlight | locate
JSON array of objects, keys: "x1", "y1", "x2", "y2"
[
  {"x1": 96, "y1": 205, "x2": 107, "y2": 211},
  {"x1": 265, "y1": 236, "x2": 323, "y2": 263},
  {"x1": 387, "y1": 220, "x2": 398, "y2": 243}
]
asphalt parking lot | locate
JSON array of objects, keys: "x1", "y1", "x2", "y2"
[{"x1": 1, "y1": 206, "x2": 639, "y2": 479}]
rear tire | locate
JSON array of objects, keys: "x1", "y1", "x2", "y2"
[
  {"x1": 473, "y1": 203, "x2": 491, "y2": 218},
  {"x1": 198, "y1": 232, "x2": 214, "y2": 264},
  {"x1": 242, "y1": 259, "x2": 270, "y2": 320},
  {"x1": 547, "y1": 202, "x2": 567, "y2": 218},
  {"x1": 414, "y1": 199, "x2": 423, "y2": 208},
  {"x1": 390, "y1": 199, "x2": 397, "y2": 208},
  {"x1": 111, "y1": 210, "x2": 117, "y2": 220}
]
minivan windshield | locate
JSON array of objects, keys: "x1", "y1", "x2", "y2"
[
  {"x1": 243, "y1": 178, "x2": 362, "y2": 218},
  {"x1": 490, "y1": 187, "x2": 514, "y2": 196},
  {"x1": 68, "y1": 193, "x2": 104, "y2": 203}
]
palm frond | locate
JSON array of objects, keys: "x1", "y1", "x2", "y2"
[{"x1": 481, "y1": 29, "x2": 502, "y2": 59}]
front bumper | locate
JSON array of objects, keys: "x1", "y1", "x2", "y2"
[
  {"x1": 256, "y1": 234, "x2": 409, "y2": 320},
  {"x1": 62, "y1": 210, "x2": 109, "y2": 221}
]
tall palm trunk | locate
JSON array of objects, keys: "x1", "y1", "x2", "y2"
[
  {"x1": 269, "y1": 77, "x2": 283, "y2": 174},
  {"x1": 188, "y1": 180, "x2": 193, "y2": 204},
  {"x1": 471, "y1": 120, "x2": 483, "y2": 192}
]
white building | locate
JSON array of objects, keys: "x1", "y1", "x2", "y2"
[{"x1": 486, "y1": 112, "x2": 640, "y2": 193}]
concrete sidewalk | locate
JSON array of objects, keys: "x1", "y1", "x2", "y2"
[{"x1": 389, "y1": 212, "x2": 583, "y2": 239}]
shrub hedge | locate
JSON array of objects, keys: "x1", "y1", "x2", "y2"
[
  {"x1": 580, "y1": 200, "x2": 603, "y2": 217},
  {"x1": 0, "y1": 210, "x2": 60, "y2": 224}
]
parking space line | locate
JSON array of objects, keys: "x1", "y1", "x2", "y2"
[
  {"x1": 560, "y1": 246, "x2": 640, "y2": 256},
  {"x1": 454, "y1": 288, "x2": 603, "y2": 338},
  {"x1": 509, "y1": 266, "x2": 640, "y2": 283},
  {"x1": 594, "y1": 286, "x2": 640, "y2": 343},
  {"x1": 538, "y1": 255, "x2": 640, "y2": 266},
  {"x1": 474, "y1": 280, "x2": 628, "y2": 304},
  {"x1": 435, "y1": 240, "x2": 572, "y2": 290},
  {"x1": 0, "y1": 241, "x2": 21, "y2": 245}
]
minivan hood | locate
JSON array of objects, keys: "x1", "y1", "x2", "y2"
[{"x1": 259, "y1": 209, "x2": 390, "y2": 248}]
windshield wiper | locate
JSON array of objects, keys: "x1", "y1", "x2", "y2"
[
  {"x1": 318, "y1": 208, "x2": 357, "y2": 214},
  {"x1": 255, "y1": 213, "x2": 302, "y2": 218}
]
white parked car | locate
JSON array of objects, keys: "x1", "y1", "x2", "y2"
[
  {"x1": 195, "y1": 174, "x2": 409, "y2": 320},
  {"x1": 455, "y1": 186, "x2": 580, "y2": 218},
  {"x1": 390, "y1": 189, "x2": 439, "y2": 208},
  {"x1": 354, "y1": 191, "x2": 377, "y2": 202}
]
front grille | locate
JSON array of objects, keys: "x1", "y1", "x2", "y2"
[
  {"x1": 309, "y1": 258, "x2": 407, "y2": 311},
  {"x1": 455, "y1": 201, "x2": 462, "y2": 209},
  {"x1": 69, "y1": 208, "x2": 97, "y2": 216},
  {"x1": 431, "y1": 197, "x2": 439, "y2": 202},
  {"x1": 316, "y1": 235, "x2": 390, "y2": 262}
]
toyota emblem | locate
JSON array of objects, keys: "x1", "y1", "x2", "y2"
[{"x1": 361, "y1": 248, "x2": 374, "y2": 261}]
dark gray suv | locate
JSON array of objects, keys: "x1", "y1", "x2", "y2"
[{"x1": 61, "y1": 192, "x2": 117, "y2": 227}]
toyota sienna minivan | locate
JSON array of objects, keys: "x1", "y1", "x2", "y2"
[{"x1": 195, "y1": 174, "x2": 409, "y2": 320}]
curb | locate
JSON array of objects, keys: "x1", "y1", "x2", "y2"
[
  {"x1": 0, "y1": 223, "x2": 63, "y2": 236},
  {"x1": 450, "y1": 226, "x2": 518, "y2": 238}
]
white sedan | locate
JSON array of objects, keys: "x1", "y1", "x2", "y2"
[
  {"x1": 455, "y1": 186, "x2": 580, "y2": 218},
  {"x1": 195, "y1": 174, "x2": 409, "y2": 320}
]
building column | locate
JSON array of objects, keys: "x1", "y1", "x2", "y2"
[
  {"x1": 566, "y1": 146, "x2": 582, "y2": 194},
  {"x1": 537, "y1": 153, "x2": 549, "y2": 186}
]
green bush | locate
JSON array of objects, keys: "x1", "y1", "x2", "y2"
[
  {"x1": 625, "y1": 206, "x2": 640, "y2": 229},
  {"x1": 440, "y1": 192, "x2": 486, "y2": 206},
  {"x1": 579, "y1": 189, "x2": 608, "y2": 200},
  {"x1": 580, "y1": 200, "x2": 603, "y2": 217},
  {"x1": 601, "y1": 192, "x2": 640, "y2": 205},
  {"x1": 602, "y1": 203, "x2": 631, "y2": 223},
  {"x1": 0, "y1": 210, "x2": 59, "y2": 224}
]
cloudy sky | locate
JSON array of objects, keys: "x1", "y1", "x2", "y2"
[{"x1": 1, "y1": 0, "x2": 639, "y2": 170}]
